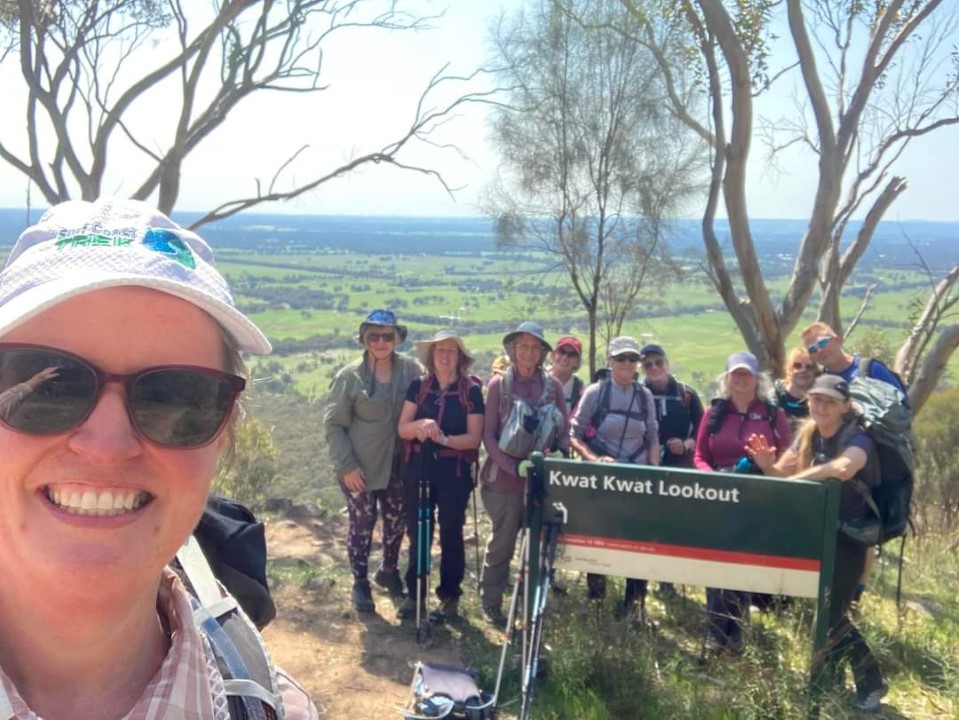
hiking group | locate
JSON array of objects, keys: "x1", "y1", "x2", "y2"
[{"x1": 324, "y1": 311, "x2": 912, "y2": 715}]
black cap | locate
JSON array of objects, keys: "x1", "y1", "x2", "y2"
[
  {"x1": 640, "y1": 343, "x2": 666, "y2": 360},
  {"x1": 807, "y1": 374, "x2": 850, "y2": 400}
]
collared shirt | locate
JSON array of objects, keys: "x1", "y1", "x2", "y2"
[
  {"x1": 323, "y1": 351, "x2": 423, "y2": 490},
  {"x1": 0, "y1": 569, "x2": 318, "y2": 720}
]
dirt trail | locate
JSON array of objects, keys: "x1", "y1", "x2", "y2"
[{"x1": 261, "y1": 513, "x2": 490, "y2": 718}]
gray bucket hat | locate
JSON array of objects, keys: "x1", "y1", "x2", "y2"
[
  {"x1": 415, "y1": 329, "x2": 475, "y2": 369},
  {"x1": 503, "y1": 321, "x2": 551, "y2": 352}
]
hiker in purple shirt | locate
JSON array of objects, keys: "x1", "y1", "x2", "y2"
[
  {"x1": 479, "y1": 322, "x2": 570, "y2": 627},
  {"x1": 694, "y1": 351, "x2": 791, "y2": 655}
]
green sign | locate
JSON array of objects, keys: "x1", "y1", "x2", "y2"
[{"x1": 543, "y1": 459, "x2": 833, "y2": 598}]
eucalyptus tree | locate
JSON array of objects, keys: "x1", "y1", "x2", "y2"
[
  {"x1": 485, "y1": 0, "x2": 705, "y2": 375},
  {"x1": 0, "y1": 0, "x2": 493, "y2": 225},
  {"x1": 624, "y1": 0, "x2": 958, "y2": 411}
]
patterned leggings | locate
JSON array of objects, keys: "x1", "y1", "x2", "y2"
[{"x1": 343, "y1": 463, "x2": 405, "y2": 581}]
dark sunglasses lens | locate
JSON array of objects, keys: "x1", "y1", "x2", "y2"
[
  {"x1": 130, "y1": 369, "x2": 236, "y2": 447},
  {"x1": 0, "y1": 348, "x2": 97, "y2": 434}
]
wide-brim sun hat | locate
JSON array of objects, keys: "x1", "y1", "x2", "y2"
[
  {"x1": 502, "y1": 321, "x2": 551, "y2": 352},
  {"x1": 356, "y1": 308, "x2": 408, "y2": 344},
  {"x1": 415, "y1": 329, "x2": 475, "y2": 369},
  {"x1": 726, "y1": 351, "x2": 759, "y2": 375},
  {"x1": 0, "y1": 197, "x2": 271, "y2": 354}
]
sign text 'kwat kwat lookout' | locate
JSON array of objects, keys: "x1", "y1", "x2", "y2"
[{"x1": 549, "y1": 468, "x2": 741, "y2": 504}]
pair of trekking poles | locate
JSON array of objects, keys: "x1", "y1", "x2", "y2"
[
  {"x1": 412, "y1": 441, "x2": 484, "y2": 645},
  {"x1": 491, "y1": 466, "x2": 565, "y2": 720}
]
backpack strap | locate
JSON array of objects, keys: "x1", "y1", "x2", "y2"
[
  {"x1": 858, "y1": 355, "x2": 873, "y2": 378},
  {"x1": 177, "y1": 536, "x2": 281, "y2": 720},
  {"x1": 571, "y1": 375, "x2": 585, "y2": 410}
]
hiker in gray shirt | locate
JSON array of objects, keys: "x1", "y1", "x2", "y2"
[
  {"x1": 324, "y1": 309, "x2": 422, "y2": 614},
  {"x1": 570, "y1": 336, "x2": 659, "y2": 625}
]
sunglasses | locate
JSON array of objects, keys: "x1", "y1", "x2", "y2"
[
  {"x1": 642, "y1": 358, "x2": 665, "y2": 370},
  {"x1": 366, "y1": 332, "x2": 396, "y2": 343},
  {"x1": 612, "y1": 354, "x2": 641, "y2": 363},
  {"x1": 556, "y1": 348, "x2": 580, "y2": 358},
  {"x1": 0, "y1": 344, "x2": 244, "y2": 448},
  {"x1": 806, "y1": 336, "x2": 830, "y2": 354},
  {"x1": 792, "y1": 362, "x2": 816, "y2": 370}
]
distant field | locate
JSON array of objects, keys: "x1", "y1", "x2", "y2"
[{"x1": 220, "y1": 250, "x2": 956, "y2": 398}]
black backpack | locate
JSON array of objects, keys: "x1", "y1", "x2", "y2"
[
  {"x1": 847, "y1": 377, "x2": 915, "y2": 545},
  {"x1": 192, "y1": 495, "x2": 276, "y2": 629}
]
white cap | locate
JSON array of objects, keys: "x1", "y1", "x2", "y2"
[{"x1": 0, "y1": 198, "x2": 271, "y2": 354}]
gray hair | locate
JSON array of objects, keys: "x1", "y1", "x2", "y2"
[
  {"x1": 715, "y1": 370, "x2": 776, "y2": 403},
  {"x1": 505, "y1": 337, "x2": 548, "y2": 369}
]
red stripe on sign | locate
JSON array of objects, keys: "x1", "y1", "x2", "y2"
[{"x1": 561, "y1": 534, "x2": 820, "y2": 572}]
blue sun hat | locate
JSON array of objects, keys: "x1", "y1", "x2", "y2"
[
  {"x1": 0, "y1": 197, "x2": 271, "y2": 354},
  {"x1": 357, "y1": 308, "x2": 408, "y2": 344}
]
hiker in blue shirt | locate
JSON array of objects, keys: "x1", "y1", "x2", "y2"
[
  {"x1": 799, "y1": 322, "x2": 907, "y2": 603},
  {"x1": 800, "y1": 322, "x2": 906, "y2": 397}
]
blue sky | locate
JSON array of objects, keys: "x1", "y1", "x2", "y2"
[{"x1": 0, "y1": 0, "x2": 957, "y2": 221}]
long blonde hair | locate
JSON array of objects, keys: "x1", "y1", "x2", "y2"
[{"x1": 793, "y1": 404, "x2": 860, "y2": 472}]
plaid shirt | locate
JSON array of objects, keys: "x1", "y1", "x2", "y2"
[{"x1": 0, "y1": 569, "x2": 318, "y2": 720}]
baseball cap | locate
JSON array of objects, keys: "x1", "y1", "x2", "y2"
[
  {"x1": 806, "y1": 375, "x2": 851, "y2": 400},
  {"x1": 726, "y1": 351, "x2": 759, "y2": 375},
  {"x1": 555, "y1": 335, "x2": 582, "y2": 355},
  {"x1": 608, "y1": 336, "x2": 641, "y2": 357},
  {"x1": 639, "y1": 343, "x2": 667, "y2": 360},
  {"x1": 0, "y1": 198, "x2": 271, "y2": 354}
]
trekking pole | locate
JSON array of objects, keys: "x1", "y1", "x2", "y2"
[
  {"x1": 520, "y1": 515, "x2": 562, "y2": 720},
  {"x1": 416, "y1": 441, "x2": 433, "y2": 644},
  {"x1": 471, "y1": 460, "x2": 482, "y2": 591},
  {"x1": 493, "y1": 527, "x2": 528, "y2": 707}
]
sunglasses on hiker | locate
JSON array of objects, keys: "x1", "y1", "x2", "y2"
[
  {"x1": 556, "y1": 348, "x2": 579, "y2": 358},
  {"x1": 612, "y1": 354, "x2": 641, "y2": 363},
  {"x1": 0, "y1": 344, "x2": 245, "y2": 448},
  {"x1": 366, "y1": 332, "x2": 396, "y2": 344},
  {"x1": 642, "y1": 358, "x2": 665, "y2": 370},
  {"x1": 806, "y1": 336, "x2": 831, "y2": 354}
]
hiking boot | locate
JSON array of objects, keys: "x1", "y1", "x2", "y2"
[
  {"x1": 396, "y1": 596, "x2": 426, "y2": 620},
  {"x1": 483, "y1": 605, "x2": 508, "y2": 628},
  {"x1": 429, "y1": 596, "x2": 459, "y2": 622},
  {"x1": 853, "y1": 683, "x2": 888, "y2": 712},
  {"x1": 352, "y1": 580, "x2": 375, "y2": 614},
  {"x1": 373, "y1": 568, "x2": 405, "y2": 598},
  {"x1": 702, "y1": 633, "x2": 725, "y2": 657}
]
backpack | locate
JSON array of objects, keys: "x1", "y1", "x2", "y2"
[
  {"x1": 496, "y1": 367, "x2": 563, "y2": 459},
  {"x1": 192, "y1": 495, "x2": 276, "y2": 629},
  {"x1": 858, "y1": 356, "x2": 909, "y2": 404},
  {"x1": 706, "y1": 397, "x2": 780, "y2": 440},
  {"x1": 584, "y1": 378, "x2": 650, "y2": 463},
  {"x1": 569, "y1": 375, "x2": 585, "y2": 411},
  {"x1": 176, "y1": 496, "x2": 281, "y2": 720},
  {"x1": 847, "y1": 376, "x2": 915, "y2": 545},
  {"x1": 408, "y1": 373, "x2": 483, "y2": 465},
  {"x1": 399, "y1": 662, "x2": 495, "y2": 719}
]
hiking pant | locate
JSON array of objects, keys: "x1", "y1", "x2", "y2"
[
  {"x1": 403, "y1": 454, "x2": 474, "y2": 601},
  {"x1": 705, "y1": 588, "x2": 749, "y2": 643},
  {"x1": 819, "y1": 536, "x2": 884, "y2": 693},
  {"x1": 480, "y1": 488, "x2": 525, "y2": 610},
  {"x1": 342, "y1": 460, "x2": 404, "y2": 581},
  {"x1": 586, "y1": 574, "x2": 648, "y2": 607}
]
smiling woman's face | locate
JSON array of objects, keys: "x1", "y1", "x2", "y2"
[{"x1": 0, "y1": 287, "x2": 224, "y2": 593}]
